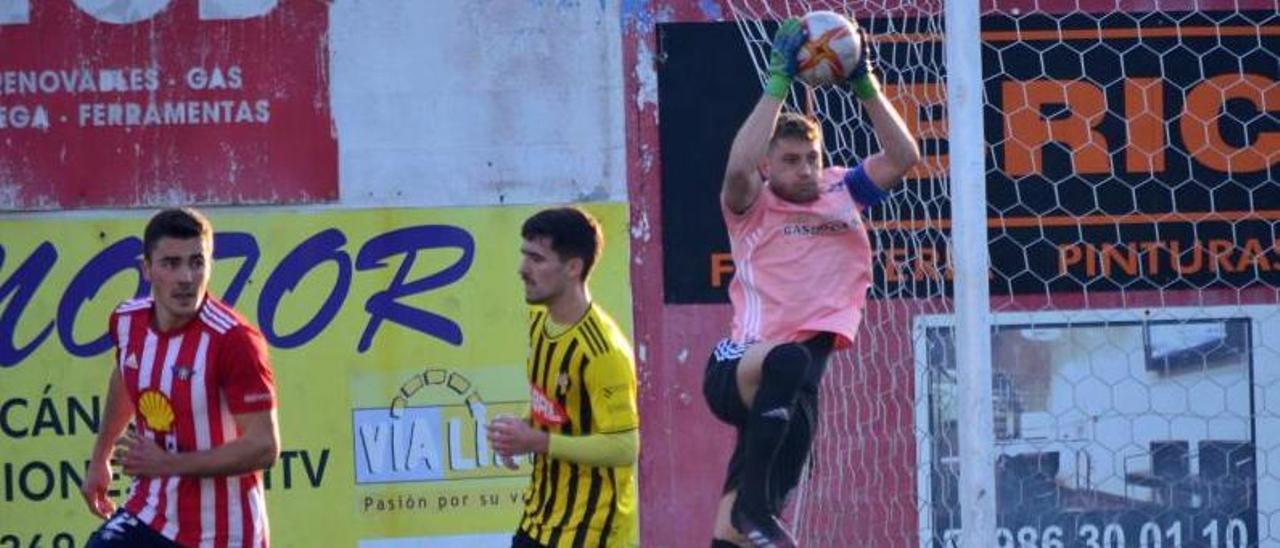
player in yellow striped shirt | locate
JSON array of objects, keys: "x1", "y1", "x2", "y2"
[{"x1": 489, "y1": 207, "x2": 640, "y2": 548}]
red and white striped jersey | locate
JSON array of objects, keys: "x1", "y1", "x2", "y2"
[{"x1": 109, "y1": 295, "x2": 277, "y2": 548}]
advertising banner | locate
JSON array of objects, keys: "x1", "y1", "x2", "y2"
[
  {"x1": 0, "y1": 0, "x2": 337, "y2": 210},
  {"x1": 655, "y1": 12, "x2": 1278, "y2": 303},
  {"x1": 915, "y1": 307, "x2": 1280, "y2": 548},
  {"x1": 0, "y1": 203, "x2": 633, "y2": 546}
]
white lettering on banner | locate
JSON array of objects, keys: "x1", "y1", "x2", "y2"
[
  {"x1": 0, "y1": 104, "x2": 49, "y2": 130},
  {"x1": 402, "y1": 419, "x2": 443, "y2": 473},
  {"x1": 0, "y1": 68, "x2": 159, "y2": 96},
  {"x1": 352, "y1": 405, "x2": 515, "y2": 484},
  {"x1": 358, "y1": 422, "x2": 395, "y2": 474},
  {"x1": 941, "y1": 518, "x2": 1253, "y2": 548},
  {"x1": 76, "y1": 100, "x2": 271, "y2": 127},
  {"x1": 0, "y1": 0, "x2": 277, "y2": 26},
  {"x1": 186, "y1": 66, "x2": 243, "y2": 91},
  {"x1": 0, "y1": 0, "x2": 333, "y2": 208},
  {"x1": 0, "y1": 64, "x2": 272, "y2": 130},
  {"x1": 448, "y1": 417, "x2": 476, "y2": 471}
]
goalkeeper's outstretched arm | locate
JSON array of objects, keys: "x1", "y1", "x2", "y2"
[
  {"x1": 847, "y1": 32, "x2": 921, "y2": 190},
  {"x1": 722, "y1": 18, "x2": 804, "y2": 215}
]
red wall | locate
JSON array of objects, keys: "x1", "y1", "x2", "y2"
[{"x1": 0, "y1": 1, "x2": 336, "y2": 210}]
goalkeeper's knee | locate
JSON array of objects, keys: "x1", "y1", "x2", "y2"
[{"x1": 754, "y1": 343, "x2": 811, "y2": 413}]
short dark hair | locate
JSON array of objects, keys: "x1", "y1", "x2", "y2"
[
  {"x1": 143, "y1": 208, "x2": 212, "y2": 260},
  {"x1": 521, "y1": 207, "x2": 603, "y2": 280},
  {"x1": 770, "y1": 111, "x2": 821, "y2": 147}
]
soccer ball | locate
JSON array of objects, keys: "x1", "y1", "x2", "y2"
[{"x1": 795, "y1": 11, "x2": 863, "y2": 87}]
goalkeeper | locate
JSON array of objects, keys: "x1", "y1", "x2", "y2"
[{"x1": 701, "y1": 17, "x2": 920, "y2": 548}]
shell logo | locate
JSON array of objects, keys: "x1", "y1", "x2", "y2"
[{"x1": 138, "y1": 389, "x2": 175, "y2": 433}]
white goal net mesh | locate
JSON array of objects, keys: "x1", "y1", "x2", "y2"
[{"x1": 726, "y1": 1, "x2": 1279, "y2": 546}]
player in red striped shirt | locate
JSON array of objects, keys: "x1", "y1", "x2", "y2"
[{"x1": 80, "y1": 208, "x2": 280, "y2": 548}]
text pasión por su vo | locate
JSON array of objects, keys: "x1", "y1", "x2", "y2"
[{"x1": 0, "y1": 65, "x2": 271, "y2": 129}]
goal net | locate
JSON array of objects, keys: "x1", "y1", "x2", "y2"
[{"x1": 725, "y1": 1, "x2": 1279, "y2": 546}]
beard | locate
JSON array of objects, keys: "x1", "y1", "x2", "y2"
[
  {"x1": 524, "y1": 278, "x2": 566, "y2": 306},
  {"x1": 774, "y1": 183, "x2": 820, "y2": 204},
  {"x1": 524, "y1": 284, "x2": 551, "y2": 305}
]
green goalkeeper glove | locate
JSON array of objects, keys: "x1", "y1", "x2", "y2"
[
  {"x1": 765, "y1": 18, "x2": 805, "y2": 100},
  {"x1": 847, "y1": 27, "x2": 881, "y2": 101}
]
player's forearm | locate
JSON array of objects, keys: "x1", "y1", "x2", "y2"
[
  {"x1": 724, "y1": 96, "x2": 784, "y2": 189},
  {"x1": 91, "y1": 369, "x2": 133, "y2": 464},
  {"x1": 547, "y1": 429, "x2": 638, "y2": 467},
  {"x1": 861, "y1": 92, "x2": 921, "y2": 181},
  {"x1": 169, "y1": 429, "x2": 279, "y2": 477}
]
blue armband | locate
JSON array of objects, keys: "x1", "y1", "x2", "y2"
[{"x1": 843, "y1": 164, "x2": 888, "y2": 210}]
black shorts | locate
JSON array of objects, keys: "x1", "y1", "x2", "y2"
[
  {"x1": 703, "y1": 338, "x2": 753, "y2": 426},
  {"x1": 512, "y1": 530, "x2": 547, "y2": 548},
  {"x1": 86, "y1": 509, "x2": 180, "y2": 548},
  {"x1": 702, "y1": 334, "x2": 836, "y2": 511}
]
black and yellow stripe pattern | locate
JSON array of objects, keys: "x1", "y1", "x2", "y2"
[{"x1": 518, "y1": 304, "x2": 638, "y2": 547}]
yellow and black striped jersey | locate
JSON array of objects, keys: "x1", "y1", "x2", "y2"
[{"x1": 518, "y1": 304, "x2": 639, "y2": 547}]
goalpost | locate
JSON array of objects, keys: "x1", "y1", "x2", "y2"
[
  {"x1": 723, "y1": 1, "x2": 1278, "y2": 546},
  {"x1": 940, "y1": 1, "x2": 997, "y2": 547}
]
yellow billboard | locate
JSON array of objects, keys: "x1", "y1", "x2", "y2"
[{"x1": 0, "y1": 203, "x2": 633, "y2": 546}]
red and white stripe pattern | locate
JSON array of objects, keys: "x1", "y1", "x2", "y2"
[{"x1": 111, "y1": 297, "x2": 271, "y2": 547}]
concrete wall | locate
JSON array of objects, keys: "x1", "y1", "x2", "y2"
[{"x1": 331, "y1": 0, "x2": 625, "y2": 208}]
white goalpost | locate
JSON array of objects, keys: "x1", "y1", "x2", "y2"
[{"x1": 942, "y1": 0, "x2": 997, "y2": 546}]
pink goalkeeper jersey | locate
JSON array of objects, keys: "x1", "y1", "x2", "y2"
[{"x1": 723, "y1": 166, "x2": 873, "y2": 348}]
